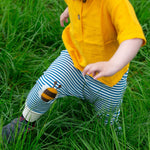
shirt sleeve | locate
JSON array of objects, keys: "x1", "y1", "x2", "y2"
[{"x1": 106, "y1": 0, "x2": 146, "y2": 46}]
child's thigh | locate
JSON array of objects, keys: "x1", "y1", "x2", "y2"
[
  {"x1": 37, "y1": 50, "x2": 85, "y2": 99},
  {"x1": 83, "y1": 71, "x2": 128, "y2": 114}
]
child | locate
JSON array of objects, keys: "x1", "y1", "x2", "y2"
[{"x1": 2, "y1": 0, "x2": 146, "y2": 143}]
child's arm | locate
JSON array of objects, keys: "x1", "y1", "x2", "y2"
[
  {"x1": 60, "y1": 7, "x2": 69, "y2": 27},
  {"x1": 82, "y1": 38, "x2": 143, "y2": 79}
]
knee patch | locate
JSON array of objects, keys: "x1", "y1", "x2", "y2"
[{"x1": 39, "y1": 81, "x2": 61, "y2": 102}]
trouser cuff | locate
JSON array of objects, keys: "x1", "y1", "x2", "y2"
[{"x1": 22, "y1": 104, "x2": 43, "y2": 122}]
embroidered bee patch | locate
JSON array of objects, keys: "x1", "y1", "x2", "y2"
[{"x1": 40, "y1": 81, "x2": 61, "y2": 102}]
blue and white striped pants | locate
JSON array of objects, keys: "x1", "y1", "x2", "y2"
[{"x1": 23, "y1": 50, "x2": 128, "y2": 123}]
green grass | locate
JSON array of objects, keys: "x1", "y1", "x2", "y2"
[{"x1": 0, "y1": 0, "x2": 150, "y2": 149}]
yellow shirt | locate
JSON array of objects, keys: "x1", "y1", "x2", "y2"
[{"x1": 62, "y1": 0, "x2": 146, "y2": 87}]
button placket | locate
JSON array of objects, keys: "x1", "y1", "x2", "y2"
[{"x1": 76, "y1": 0, "x2": 83, "y2": 40}]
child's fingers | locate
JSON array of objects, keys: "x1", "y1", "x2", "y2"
[
  {"x1": 82, "y1": 65, "x2": 91, "y2": 76},
  {"x1": 60, "y1": 14, "x2": 65, "y2": 27},
  {"x1": 60, "y1": 7, "x2": 69, "y2": 27},
  {"x1": 93, "y1": 72, "x2": 103, "y2": 80},
  {"x1": 92, "y1": 72, "x2": 96, "y2": 77},
  {"x1": 60, "y1": 21, "x2": 64, "y2": 27},
  {"x1": 60, "y1": 17, "x2": 68, "y2": 27},
  {"x1": 65, "y1": 18, "x2": 68, "y2": 23},
  {"x1": 60, "y1": 18, "x2": 64, "y2": 27},
  {"x1": 82, "y1": 64, "x2": 97, "y2": 76}
]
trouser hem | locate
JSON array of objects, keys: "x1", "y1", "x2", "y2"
[{"x1": 22, "y1": 104, "x2": 43, "y2": 122}]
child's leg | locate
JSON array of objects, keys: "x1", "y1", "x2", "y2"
[
  {"x1": 22, "y1": 82, "x2": 55, "y2": 122},
  {"x1": 82, "y1": 71, "x2": 128, "y2": 124},
  {"x1": 22, "y1": 50, "x2": 86, "y2": 122},
  {"x1": 3, "y1": 50, "x2": 87, "y2": 142}
]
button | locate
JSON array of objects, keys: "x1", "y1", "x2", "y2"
[
  {"x1": 83, "y1": 0, "x2": 86, "y2": 3},
  {"x1": 78, "y1": 14, "x2": 80, "y2": 20}
]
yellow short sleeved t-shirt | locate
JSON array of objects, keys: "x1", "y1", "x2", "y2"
[{"x1": 62, "y1": 0, "x2": 146, "y2": 87}]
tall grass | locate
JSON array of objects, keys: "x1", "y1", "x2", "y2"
[{"x1": 0, "y1": 0, "x2": 150, "y2": 149}]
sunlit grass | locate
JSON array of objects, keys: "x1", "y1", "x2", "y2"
[{"x1": 0, "y1": 0, "x2": 150, "y2": 149}]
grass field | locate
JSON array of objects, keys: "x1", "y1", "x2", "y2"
[{"x1": 0, "y1": 0, "x2": 150, "y2": 149}]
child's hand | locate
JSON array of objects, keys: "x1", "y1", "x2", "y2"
[
  {"x1": 82, "y1": 61, "x2": 118, "y2": 80},
  {"x1": 60, "y1": 7, "x2": 69, "y2": 27},
  {"x1": 82, "y1": 38, "x2": 143, "y2": 80}
]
